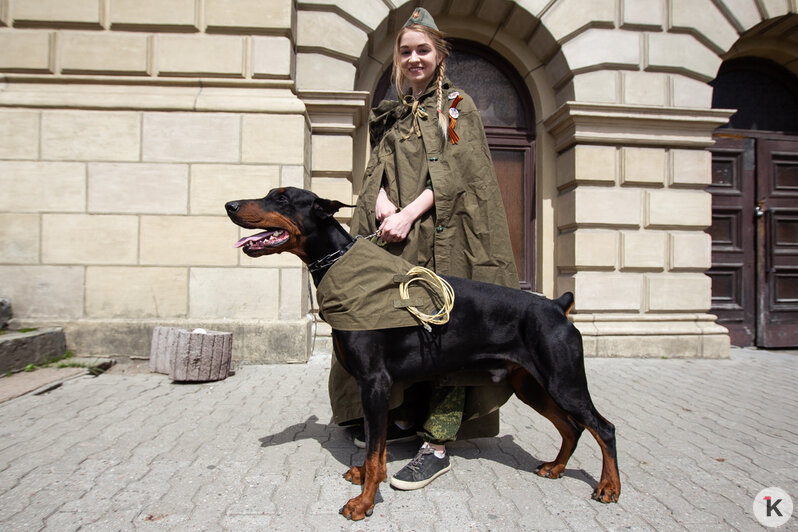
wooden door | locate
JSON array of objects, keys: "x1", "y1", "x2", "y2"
[
  {"x1": 756, "y1": 137, "x2": 798, "y2": 347},
  {"x1": 709, "y1": 134, "x2": 798, "y2": 347},
  {"x1": 489, "y1": 142, "x2": 535, "y2": 290},
  {"x1": 708, "y1": 135, "x2": 757, "y2": 345}
]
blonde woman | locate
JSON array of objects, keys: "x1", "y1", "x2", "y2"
[{"x1": 329, "y1": 7, "x2": 519, "y2": 489}]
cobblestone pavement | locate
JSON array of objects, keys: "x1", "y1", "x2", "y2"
[{"x1": 0, "y1": 346, "x2": 796, "y2": 531}]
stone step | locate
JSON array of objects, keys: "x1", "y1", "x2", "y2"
[{"x1": 0, "y1": 328, "x2": 67, "y2": 374}]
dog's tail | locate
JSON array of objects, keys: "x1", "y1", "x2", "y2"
[{"x1": 555, "y1": 292, "x2": 575, "y2": 319}]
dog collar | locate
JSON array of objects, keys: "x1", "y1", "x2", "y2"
[
  {"x1": 307, "y1": 229, "x2": 382, "y2": 274},
  {"x1": 308, "y1": 242, "x2": 354, "y2": 274}
]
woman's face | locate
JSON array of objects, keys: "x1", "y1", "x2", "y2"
[{"x1": 399, "y1": 29, "x2": 439, "y2": 94}]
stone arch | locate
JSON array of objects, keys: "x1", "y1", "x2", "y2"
[
  {"x1": 721, "y1": 13, "x2": 798, "y2": 75},
  {"x1": 352, "y1": 1, "x2": 563, "y2": 118}
]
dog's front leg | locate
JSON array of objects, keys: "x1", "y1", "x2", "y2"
[{"x1": 340, "y1": 377, "x2": 389, "y2": 520}]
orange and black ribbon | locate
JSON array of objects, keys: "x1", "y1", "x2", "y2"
[{"x1": 448, "y1": 94, "x2": 463, "y2": 144}]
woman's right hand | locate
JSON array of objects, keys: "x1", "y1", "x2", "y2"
[{"x1": 375, "y1": 188, "x2": 397, "y2": 223}]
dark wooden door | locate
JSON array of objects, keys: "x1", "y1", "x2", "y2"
[
  {"x1": 708, "y1": 135, "x2": 757, "y2": 345},
  {"x1": 756, "y1": 137, "x2": 798, "y2": 347},
  {"x1": 489, "y1": 142, "x2": 535, "y2": 290},
  {"x1": 709, "y1": 133, "x2": 798, "y2": 348}
]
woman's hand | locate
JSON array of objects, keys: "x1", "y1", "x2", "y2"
[
  {"x1": 378, "y1": 188, "x2": 435, "y2": 243},
  {"x1": 375, "y1": 188, "x2": 397, "y2": 223},
  {"x1": 379, "y1": 211, "x2": 415, "y2": 242}
]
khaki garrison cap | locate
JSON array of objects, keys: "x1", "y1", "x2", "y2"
[{"x1": 404, "y1": 7, "x2": 438, "y2": 31}]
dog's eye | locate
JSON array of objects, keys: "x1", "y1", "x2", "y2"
[{"x1": 276, "y1": 194, "x2": 288, "y2": 205}]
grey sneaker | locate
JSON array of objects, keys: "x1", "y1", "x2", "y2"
[{"x1": 389, "y1": 444, "x2": 451, "y2": 490}]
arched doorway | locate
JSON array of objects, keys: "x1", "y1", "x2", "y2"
[
  {"x1": 709, "y1": 57, "x2": 798, "y2": 348},
  {"x1": 373, "y1": 40, "x2": 536, "y2": 290}
]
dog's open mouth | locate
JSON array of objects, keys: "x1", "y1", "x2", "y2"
[{"x1": 234, "y1": 229, "x2": 290, "y2": 251}]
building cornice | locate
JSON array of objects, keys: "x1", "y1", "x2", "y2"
[
  {"x1": 0, "y1": 75, "x2": 304, "y2": 113},
  {"x1": 544, "y1": 102, "x2": 736, "y2": 152},
  {"x1": 297, "y1": 89, "x2": 369, "y2": 134}
]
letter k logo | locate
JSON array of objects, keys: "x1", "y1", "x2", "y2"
[
  {"x1": 754, "y1": 488, "x2": 792, "y2": 527},
  {"x1": 765, "y1": 495, "x2": 783, "y2": 517}
]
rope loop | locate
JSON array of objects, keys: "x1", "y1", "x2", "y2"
[{"x1": 398, "y1": 266, "x2": 455, "y2": 331}]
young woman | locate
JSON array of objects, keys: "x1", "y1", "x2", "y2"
[{"x1": 329, "y1": 7, "x2": 519, "y2": 490}]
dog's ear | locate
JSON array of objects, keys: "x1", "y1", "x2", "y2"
[{"x1": 312, "y1": 197, "x2": 353, "y2": 219}]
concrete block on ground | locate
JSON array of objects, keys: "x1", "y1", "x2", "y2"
[
  {"x1": 149, "y1": 326, "x2": 233, "y2": 382},
  {"x1": 0, "y1": 328, "x2": 66, "y2": 374},
  {"x1": 149, "y1": 326, "x2": 176, "y2": 374}
]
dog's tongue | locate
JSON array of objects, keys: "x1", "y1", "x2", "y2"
[{"x1": 234, "y1": 231, "x2": 270, "y2": 248}]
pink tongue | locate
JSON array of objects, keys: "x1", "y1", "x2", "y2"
[{"x1": 234, "y1": 231, "x2": 270, "y2": 248}]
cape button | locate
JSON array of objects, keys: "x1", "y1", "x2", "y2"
[
  {"x1": 429, "y1": 156, "x2": 439, "y2": 162},
  {"x1": 436, "y1": 225, "x2": 444, "y2": 233}
]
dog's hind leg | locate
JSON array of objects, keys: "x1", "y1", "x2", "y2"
[
  {"x1": 508, "y1": 368, "x2": 583, "y2": 480},
  {"x1": 556, "y1": 397, "x2": 620, "y2": 502},
  {"x1": 340, "y1": 374, "x2": 390, "y2": 521},
  {"x1": 534, "y1": 339, "x2": 621, "y2": 503},
  {"x1": 582, "y1": 415, "x2": 620, "y2": 503}
]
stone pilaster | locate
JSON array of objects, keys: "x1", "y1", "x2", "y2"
[{"x1": 546, "y1": 102, "x2": 734, "y2": 357}]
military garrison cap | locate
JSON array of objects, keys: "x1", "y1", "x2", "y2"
[{"x1": 404, "y1": 7, "x2": 438, "y2": 31}]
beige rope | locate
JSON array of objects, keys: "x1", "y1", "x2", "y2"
[
  {"x1": 398, "y1": 266, "x2": 455, "y2": 331},
  {"x1": 401, "y1": 98, "x2": 429, "y2": 140}
]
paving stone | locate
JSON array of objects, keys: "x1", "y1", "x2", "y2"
[{"x1": 0, "y1": 348, "x2": 795, "y2": 530}]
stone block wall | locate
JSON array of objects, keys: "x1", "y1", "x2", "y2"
[
  {"x1": 0, "y1": 0, "x2": 311, "y2": 363},
  {"x1": 2, "y1": 0, "x2": 795, "y2": 360}
]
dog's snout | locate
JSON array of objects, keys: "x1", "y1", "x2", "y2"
[{"x1": 225, "y1": 201, "x2": 240, "y2": 214}]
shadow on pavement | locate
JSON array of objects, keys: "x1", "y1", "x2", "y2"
[{"x1": 258, "y1": 415, "x2": 597, "y2": 492}]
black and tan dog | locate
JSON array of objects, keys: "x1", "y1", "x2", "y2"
[{"x1": 226, "y1": 187, "x2": 620, "y2": 520}]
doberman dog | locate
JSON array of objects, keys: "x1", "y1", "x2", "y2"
[{"x1": 225, "y1": 187, "x2": 620, "y2": 520}]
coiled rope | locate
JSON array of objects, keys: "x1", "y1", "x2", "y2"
[{"x1": 398, "y1": 266, "x2": 455, "y2": 332}]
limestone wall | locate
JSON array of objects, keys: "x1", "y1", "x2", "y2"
[
  {"x1": 1, "y1": 0, "x2": 796, "y2": 360},
  {"x1": 0, "y1": 0, "x2": 311, "y2": 362}
]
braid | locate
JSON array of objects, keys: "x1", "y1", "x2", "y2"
[{"x1": 436, "y1": 61, "x2": 448, "y2": 140}]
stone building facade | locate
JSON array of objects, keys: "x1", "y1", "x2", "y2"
[{"x1": 1, "y1": 0, "x2": 796, "y2": 362}]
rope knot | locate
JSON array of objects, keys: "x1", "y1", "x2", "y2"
[{"x1": 401, "y1": 98, "x2": 429, "y2": 140}]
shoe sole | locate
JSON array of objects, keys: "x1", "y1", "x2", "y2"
[
  {"x1": 389, "y1": 462, "x2": 451, "y2": 490},
  {"x1": 353, "y1": 434, "x2": 417, "y2": 449}
]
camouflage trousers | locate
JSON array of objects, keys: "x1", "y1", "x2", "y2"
[{"x1": 418, "y1": 385, "x2": 466, "y2": 444}]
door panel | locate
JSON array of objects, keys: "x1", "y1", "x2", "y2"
[
  {"x1": 491, "y1": 149, "x2": 525, "y2": 278},
  {"x1": 757, "y1": 138, "x2": 798, "y2": 347},
  {"x1": 489, "y1": 144, "x2": 535, "y2": 290},
  {"x1": 708, "y1": 136, "x2": 756, "y2": 345}
]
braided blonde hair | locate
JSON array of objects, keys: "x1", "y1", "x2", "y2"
[
  {"x1": 435, "y1": 60, "x2": 448, "y2": 139},
  {"x1": 393, "y1": 25, "x2": 450, "y2": 139}
]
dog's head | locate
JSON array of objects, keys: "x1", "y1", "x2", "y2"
[{"x1": 225, "y1": 187, "x2": 346, "y2": 260}]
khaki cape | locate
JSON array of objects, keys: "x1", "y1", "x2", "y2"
[
  {"x1": 329, "y1": 80, "x2": 519, "y2": 439},
  {"x1": 316, "y1": 238, "x2": 443, "y2": 330}
]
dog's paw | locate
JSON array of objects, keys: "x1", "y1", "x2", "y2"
[
  {"x1": 536, "y1": 461, "x2": 565, "y2": 479},
  {"x1": 592, "y1": 481, "x2": 620, "y2": 503},
  {"x1": 340, "y1": 495, "x2": 374, "y2": 520},
  {"x1": 343, "y1": 465, "x2": 364, "y2": 485}
]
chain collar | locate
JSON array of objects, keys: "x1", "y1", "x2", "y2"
[{"x1": 307, "y1": 230, "x2": 382, "y2": 274}]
